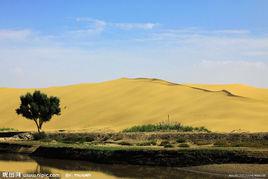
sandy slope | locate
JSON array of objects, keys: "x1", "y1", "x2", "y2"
[
  {"x1": 0, "y1": 78, "x2": 267, "y2": 132},
  {"x1": 186, "y1": 84, "x2": 268, "y2": 101}
]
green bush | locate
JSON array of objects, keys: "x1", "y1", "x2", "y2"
[{"x1": 122, "y1": 122, "x2": 210, "y2": 133}]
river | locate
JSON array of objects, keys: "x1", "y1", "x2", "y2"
[{"x1": 0, "y1": 153, "x2": 229, "y2": 179}]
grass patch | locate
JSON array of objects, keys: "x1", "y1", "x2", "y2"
[
  {"x1": 178, "y1": 143, "x2": 190, "y2": 148},
  {"x1": 0, "y1": 128, "x2": 18, "y2": 132},
  {"x1": 122, "y1": 122, "x2": 210, "y2": 133}
]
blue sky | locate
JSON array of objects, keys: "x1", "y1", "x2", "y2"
[{"x1": 0, "y1": 0, "x2": 268, "y2": 87}]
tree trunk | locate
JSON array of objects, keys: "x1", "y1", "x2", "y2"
[
  {"x1": 34, "y1": 119, "x2": 40, "y2": 133},
  {"x1": 39, "y1": 119, "x2": 43, "y2": 132}
]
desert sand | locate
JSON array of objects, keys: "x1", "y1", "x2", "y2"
[{"x1": 0, "y1": 78, "x2": 267, "y2": 132}]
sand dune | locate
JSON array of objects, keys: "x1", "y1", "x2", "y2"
[
  {"x1": 0, "y1": 78, "x2": 267, "y2": 132},
  {"x1": 186, "y1": 84, "x2": 268, "y2": 101}
]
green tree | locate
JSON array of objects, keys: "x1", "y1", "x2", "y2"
[{"x1": 16, "y1": 90, "x2": 61, "y2": 133}]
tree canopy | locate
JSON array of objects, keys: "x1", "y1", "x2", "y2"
[{"x1": 16, "y1": 90, "x2": 61, "y2": 133}]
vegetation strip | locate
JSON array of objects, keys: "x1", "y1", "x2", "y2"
[
  {"x1": 122, "y1": 122, "x2": 210, "y2": 132},
  {"x1": 0, "y1": 141, "x2": 267, "y2": 167},
  {"x1": 42, "y1": 132, "x2": 268, "y2": 148}
]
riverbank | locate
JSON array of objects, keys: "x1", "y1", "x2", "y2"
[
  {"x1": 0, "y1": 131, "x2": 267, "y2": 167},
  {"x1": 1, "y1": 153, "x2": 267, "y2": 178},
  {"x1": 1, "y1": 131, "x2": 267, "y2": 147},
  {"x1": 0, "y1": 141, "x2": 267, "y2": 167}
]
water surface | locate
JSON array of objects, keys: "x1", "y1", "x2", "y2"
[{"x1": 0, "y1": 153, "x2": 243, "y2": 178}]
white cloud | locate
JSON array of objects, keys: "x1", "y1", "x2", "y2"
[
  {"x1": 74, "y1": 17, "x2": 158, "y2": 32},
  {"x1": 61, "y1": 18, "x2": 107, "y2": 38},
  {"x1": 188, "y1": 60, "x2": 268, "y2": 86},
  {"x1": 75, "y1": 17, "x2": 106, "y2": 32},
  {"x1": 0, "y1": 25, "x2": 268, "y2": 87},
  {"x1": 0, "y1": 29, "x2": 32, "y2": 40},
  {"x1": 199, "y1": 60, "x2": 267, "y2": 69},
  {"x1": 137, "y1": 28, "x2": 268, "y2": 61},
  {"x1": 112, "y1": 22, "x2": 158, "y2": 30},
  {"x1": 142, "y1": 28, "x2": 251, "y2": 40},
  {"x1": 211, "y1": 29, "x2": 250, "y2": 35}
]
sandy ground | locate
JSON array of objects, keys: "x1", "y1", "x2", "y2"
[{"x1": 0, "y1": 78, "x2": 268, "y2": 132}]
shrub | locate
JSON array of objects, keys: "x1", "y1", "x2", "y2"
[
  {"x1": 195, "y1": 126, "x2": 211, "y2": 133},
  {"x1": 122, "y1": 122, "x2": 210, "y2": 133}
]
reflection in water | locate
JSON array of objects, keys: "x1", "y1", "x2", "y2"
[{"x1": 0, "y1": 153, "x2": 223, "y2": 179}]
